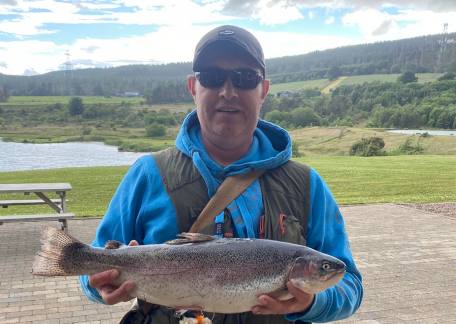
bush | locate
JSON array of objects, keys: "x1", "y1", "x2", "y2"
[
  {"x1": 349, "y1": 137, "x2": 385, "y2": 156},
  {"x1": 292, "y1": 140, "x2": 302, "y2": 158},
  {"x1": 398, "y1": 71, "x2": 417, "y2": 83},
  {"x1": 395, "y1": 138, "x2": 423, "y2": 155},
  {"x1": 290, "y1": 107, "x2": 320, "y2": 127},
  {"x1": 68, "y1": 97, "x2": 84, "y2": 116},
  {"x1": 438, "y1": 72, "x2": 456, "y2": 81},
  {"x1": 146, "y1": 123, "x2": 166, "y2": 137}
]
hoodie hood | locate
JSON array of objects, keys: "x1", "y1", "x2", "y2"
[
  {"x1": 175, "y1": 110, "x2": 292, "y2": 238},
  {"x1": 176, "y1": 110, "x2": 292, "y2": 181}
]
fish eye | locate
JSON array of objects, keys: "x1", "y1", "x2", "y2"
[{"x1": 321, "y1": 262, "x2": 331, "y2": 271}]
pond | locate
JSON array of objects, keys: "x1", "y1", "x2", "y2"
[
  {"x1": 386, "y1": 129, "x2": 456, "y2": 136},
  {"x1": 0, "y1": 140, "x2": 150, "y2": 172}
]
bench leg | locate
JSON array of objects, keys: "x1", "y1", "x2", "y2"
[{"x1": 60, "y1": 219, "x2": 68, "y2": 232}]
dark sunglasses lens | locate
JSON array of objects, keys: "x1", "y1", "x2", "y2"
[
  {"x1": 230, "y1": 69, "x2": 262, "y2": 90},
  {"x1": 196, "y1": 68, "x2": 262, "y2": 90},
  {"x1": 197, "y1": 69, "x2": 227, "y2": 88}
]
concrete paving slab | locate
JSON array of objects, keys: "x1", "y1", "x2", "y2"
[{"x1": 0, "y1": 203, "x2": 455, "y2": 323}]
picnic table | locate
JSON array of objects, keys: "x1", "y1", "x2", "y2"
[{"x1": 0, "y1": 183, "x2": 75, "y2": 231}]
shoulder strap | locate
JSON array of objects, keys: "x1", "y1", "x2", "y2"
[
  {"x1": 189, "y1": 170, "x2": 264, "y2": 233},
  {"x1": 153, "y1": 148, "x2": 264, "y2": 234}
]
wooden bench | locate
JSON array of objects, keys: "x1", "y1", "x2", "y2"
[
  {"x1": 0, "y1": 213, "x2": 75, "y2": 231},
  {"x1": 1, "y1": 199, "x2": 64, "y2": 208},
  {"x1": 0, "y1": 183, "x2": 74, "y2": 232}
]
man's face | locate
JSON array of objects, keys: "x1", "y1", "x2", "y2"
[{"x1": 187, "y1": 55, "x2": 269, "y2": 151}]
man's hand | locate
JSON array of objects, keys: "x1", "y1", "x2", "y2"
[
  {"x1": 251, "y1": 282, "x2": 315, "y2": 315},
  {"x1": 88, "y1": 240, "x2": 138, "y2": 305}
]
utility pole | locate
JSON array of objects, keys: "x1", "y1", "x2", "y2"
[
  {"x1": 438, "y1": 23, "x2": 448, "y2": 72},
  {"x1": 64, "y1": 50, "x2": 73, "y2": 95}
]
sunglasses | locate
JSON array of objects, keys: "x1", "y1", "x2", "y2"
[{"x1": 195, "y1": 67, "x2": 263, "y2": 90}]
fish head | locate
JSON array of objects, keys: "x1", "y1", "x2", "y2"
[{"x1": 288, "y1": 253, "x2": 346, "y2": 294}]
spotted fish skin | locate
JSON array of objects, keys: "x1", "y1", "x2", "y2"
[{"x1": 33, "y1": 227, "x2": 346, "y2": 313}]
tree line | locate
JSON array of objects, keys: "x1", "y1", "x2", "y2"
[
  {"x1": 1, "y1": 32, "x2": 455, "y2": 98},
  {"x1": 262, "y1": 76, "x2": 456, "y2": 130}
]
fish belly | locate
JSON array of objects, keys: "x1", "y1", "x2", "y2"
[{"x1": 122, "y1": 273, "x2": 286, "y2": 313}]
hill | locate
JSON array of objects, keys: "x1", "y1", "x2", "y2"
[{"x1": 0, "y1": 32, "x2": 455, "y2": 97}]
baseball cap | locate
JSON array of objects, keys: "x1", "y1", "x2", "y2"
[{"x1": 192, "y1": 25, "x2": 265, "y2": 77}]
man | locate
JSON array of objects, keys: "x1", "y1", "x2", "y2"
[{"x1": 80, "y1": 25, "x2": 363, "y2": 323}]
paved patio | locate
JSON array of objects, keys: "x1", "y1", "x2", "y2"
[{"x1": 0, "y1": 204, "x2": 455, "y2": 323}]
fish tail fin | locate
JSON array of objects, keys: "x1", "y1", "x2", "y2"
[{"x1": 32, "y1": 226, "x2": 89, "y2": 276}]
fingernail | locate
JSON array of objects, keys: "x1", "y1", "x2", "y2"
[{"x1": 258, "y1": 296, "x2": 267, "y2": 305}]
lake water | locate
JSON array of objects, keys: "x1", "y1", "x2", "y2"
[
  {"x1": 386, "y1": 129, "x2": 456, "y2": 136},
  {"x1": 0, "y1": 140, "x2": 150, "y2": 172}
]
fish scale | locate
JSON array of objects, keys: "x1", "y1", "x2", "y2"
[{"x1": 33, "y1": 226, "x2": 346, "y2": 314}]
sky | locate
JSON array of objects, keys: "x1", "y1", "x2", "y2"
[{"x1": 1, "y1": 0, "x2": 456, "y2": 76}]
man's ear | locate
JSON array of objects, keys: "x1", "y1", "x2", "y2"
[
  {"x1": 260, "y1": 79, "x2": 270, "y2": 100},
  {"x1": 187, "y1": 75, "x2": 197, "y2": 97}
]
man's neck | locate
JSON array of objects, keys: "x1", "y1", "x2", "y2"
[{"x1": 202, "y1": 135, "x2": 252, "y2": 166}]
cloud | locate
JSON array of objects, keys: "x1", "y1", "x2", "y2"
[
  {"x1": 0, "y1": 62, "x2": 7, "y2": 68},
  {"x1": 342, "y1": 8, "x2": 456, "y2": 41},
  {"x1": 220, "y1": 0, "x2": 456, "y2": 15},
  {"x1": 67, "y1": 59, "x2": 112, "y2": 69},
  {"x1": 256, "y1": 30, "x2": 357, "y2": 59},
  {"x1": 0, "y1": 0, "x2": 17, "y2": 6},
  {"x1": 252, "y1": 1, "x2": 303, "y2": 25},
  {"x1": 0, "y1": 0, "x2": 233, "y2": 38},
  {"x1": 23, "y1": 68, "x2": 38, "y2": 76},
  {"x1": 325, "y1": 16, "x2": 335, "y2": 25},
  {"x1": 81, "y1": 45, "x2": 100, "y2": 54},
  {"x1": 0, "y1": 39, "x2": 65, "y2": 75}
]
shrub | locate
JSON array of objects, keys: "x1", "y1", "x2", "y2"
[
  {"x1": 349, "y1": 137, "x2": 386, "y2": 156},
  {"x1": 438, "y1": 72, "x2": 456, "y2": 81},
  {"x1": 292, "y1": 140, "x2": 303, "y2": 158},
  {"x1": 146, "y1": 123, "x2": 166, "y2": 137},
  {"x1": 68, "y1": 97, "x2": 84, "y2": 116},
  {"x1": 395, "y1": 138, "x2": 424, "y2": 155},
  {"x1": 398, "y1": 71, "x2": 417, "y2": 83}
]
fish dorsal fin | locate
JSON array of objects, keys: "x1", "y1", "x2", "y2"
[
  {"x1": 165, "y1": 232, "x2": 215, "y2": 245},
  {"x1": 104, "y1": 240, "x2": 126, "y2": 249}
]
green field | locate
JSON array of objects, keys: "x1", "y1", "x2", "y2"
[
  {"x1": 0, "y1": 96, "x2": 194, "y2": 112},
  {"x1": 269, "y1": 79, "x2": 330, "y2": 93},
  {"x1": 290, "y1": 127, "x2": 456, "y2": 156},
  {"x1": 1, "y1": 155, "x2": 454, "y2": 218},
  {"x1": 339, "y1": 73, "x2": 442, "y2": 86},
  {"x1": 0, "y1": 95, "x2": 143, "y2": 106},
  {"x1": 269, "y1": 73, "x2": 443, "y2": 93}
]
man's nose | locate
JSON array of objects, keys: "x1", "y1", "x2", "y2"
[{"x1": 218, "y1": 77, "x2": 238, "y2": 100}]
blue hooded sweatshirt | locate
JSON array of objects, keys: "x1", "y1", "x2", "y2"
[{"x1": 80, "y1": 111, "x2": 363, "y2": 323}]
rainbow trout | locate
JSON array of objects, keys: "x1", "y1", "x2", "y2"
[{"x1": 33, "y1": 226, "x2": 346, "y2": 313}]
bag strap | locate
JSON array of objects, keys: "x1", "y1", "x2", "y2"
[{"x1": 189, "y1": 170, "x2": 264, "y2": 233}]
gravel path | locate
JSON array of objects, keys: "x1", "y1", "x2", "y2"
[{"x1": 399, "y1": 202, "x2": 456, "y2": 219}]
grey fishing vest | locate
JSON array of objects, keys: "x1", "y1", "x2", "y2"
[{"x1": 125, "y1": 147, "x2": 312, "y2": 324}]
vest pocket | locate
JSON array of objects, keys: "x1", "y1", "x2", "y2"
[{"x1": 279, "y1": 214, "x2": 306, "y2": 245}]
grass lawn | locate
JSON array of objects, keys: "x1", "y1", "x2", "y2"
[
  {"x1": 1, "y1": 155, "x2": 454, "y2": 217},
  {"x1": 299, "y1": 155, "x2": 456, "y2": 205}
]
